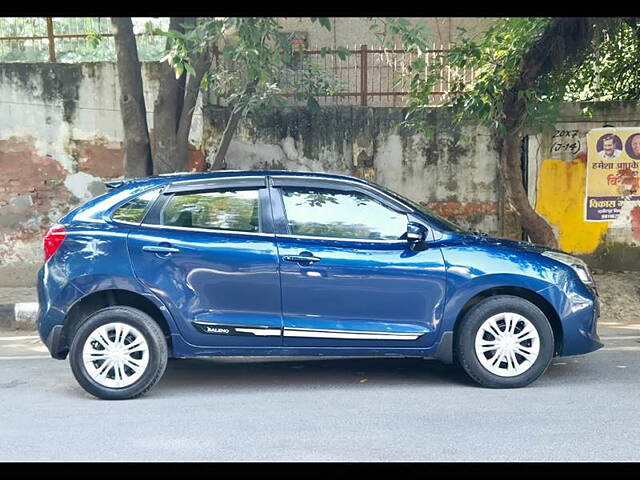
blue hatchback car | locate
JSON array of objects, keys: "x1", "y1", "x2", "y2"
[{"x1": 37, "y1": 171, "x2": 602, "y2": 399}]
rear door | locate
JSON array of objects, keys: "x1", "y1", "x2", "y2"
[
  {"x1": 270, "y1": 177, "x2": 447, "y2": 349},
  {"x1": 124, "y1": 177, "x2": 282, "y2": 347}
]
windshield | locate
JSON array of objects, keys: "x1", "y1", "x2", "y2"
[{"x1": 372, "y1": 183, "x2": 468, "y2": 234}]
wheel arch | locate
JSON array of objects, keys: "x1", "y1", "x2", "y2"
[
  {"x1": 59, "y1": 289, "x2": 175, "y2": 359},
  {"x1": 451, "y1": 286, "x2": 563, "y2": 358}
]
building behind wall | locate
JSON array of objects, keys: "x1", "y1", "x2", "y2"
[{"x1": 277, "y1": 18, "x2": 496, "y2": 49}]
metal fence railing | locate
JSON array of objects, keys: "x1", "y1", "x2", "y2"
[
  {"x1": 0, "y1": 18, "x2": 475, "y2": 107},
  {"x1": 0, "y1": 17, "x2": 166, "y2": 62},
  {"x1": 266, "y1": 44, "x2": 474, "y2": 107}
]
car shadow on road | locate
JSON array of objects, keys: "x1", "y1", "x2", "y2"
[{"x1": 153, "y1": 356, "x2": 475, "y2": 394}]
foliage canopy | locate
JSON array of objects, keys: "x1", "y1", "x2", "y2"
[
  {"x1": 377, "y1": 17, "x2": 635, "y2": 136},
  {"x1": 159, "y1": 17, "x2": 341, "y2": 116}
]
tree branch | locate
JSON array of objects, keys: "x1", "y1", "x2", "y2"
[{"x1": 210, "y1": 77, "x2": 259, "y2": 170}]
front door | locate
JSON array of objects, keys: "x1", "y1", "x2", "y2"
[{"x1": 271, "y1": 182, "x2": 446, "y2": 348}]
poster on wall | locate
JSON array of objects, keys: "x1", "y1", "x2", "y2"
[{"x1": 585, "y1": 127, "x2": 640, "y2": 221}]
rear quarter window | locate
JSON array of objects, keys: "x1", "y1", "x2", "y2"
[{"x1": 111, "y1": 189, "x2": 160, "y2": 223}]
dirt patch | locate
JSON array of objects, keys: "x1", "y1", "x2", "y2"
[
  {"x1": 583, "y1": 242, "x2": 640, "y2": 272},
  {"x1": 592, "y1": 271, "x2": 640, "y2": 326}
]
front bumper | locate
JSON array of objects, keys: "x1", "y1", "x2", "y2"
[{"x1": 559, "y1": 284, "x2": 603, "y2": 356}]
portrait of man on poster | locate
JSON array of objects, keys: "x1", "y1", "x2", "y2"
[
  {"x1": 597, "y1": 133, "x2": 623, "y2": 160},
  {"x1": 625, "y1": 133, "x2": 640, "y2": 160}
]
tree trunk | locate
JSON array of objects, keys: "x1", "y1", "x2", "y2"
[
  {"x1": 152, "y1": 60, "x2": 184, "y2": 173},
  {"x1": 500, "y1": 131, "x2": 558, "y2": 246},
  {"x1": 210, "y1": 78, "x2": 259, "y2": 170},
  {"x1": 112, "y1": 17, "x2": 153, "y2": 178},
  {"x1": 153, "y1": 18, "x2": 187, "y2": 174},
  {"x1": 153, "y1": 18, "x2": 213, "y2": 174}
]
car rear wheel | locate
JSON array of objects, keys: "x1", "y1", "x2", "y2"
[
  {"x1": 455, "y1": 295, "x2": 554, "y2": 388},
  {"x1": 69, "y1": 306, "x2": 168, "y2": 400}
]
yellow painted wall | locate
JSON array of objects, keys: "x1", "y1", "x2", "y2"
[{"x1": 535, "y1": 158, "x2": 609, "y2": 254}]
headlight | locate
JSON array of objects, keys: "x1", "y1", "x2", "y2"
[{"x1": 541, "y1": 251, "x2": 594, "y2": 285}]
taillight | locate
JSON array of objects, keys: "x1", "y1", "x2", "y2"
[{"x1": 43, "y1": 224, "x2": 66, "y2": 262}]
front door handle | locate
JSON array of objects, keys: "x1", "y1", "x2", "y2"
[
  {"x1": 283, "y1": 254, "x2": 321, "y2": 264},
  {"x1": 142, "y1": 245, "x2": 180, "y2": 254}
]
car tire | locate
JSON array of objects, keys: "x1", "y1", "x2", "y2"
[
  {"x1": 455, "y1": 295, "x2": 554, "y2": 388},
  {"x1": 69, "y1": 306, "x2": 168, "y2": 400}
]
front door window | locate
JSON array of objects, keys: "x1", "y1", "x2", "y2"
[{"x1": 280, "y1": 187, "x2": 407, "y2": 240}]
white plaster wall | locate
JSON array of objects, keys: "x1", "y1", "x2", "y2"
[
  {"x1": 223, "y1": 137, "x2": 353, "y2": 175},
  {"x1": 212, "y1": 114, "x2": 500, "y2": 234},
  {"x1": 375, "y1": 128, "x2": 497, "y2": 205},
  {"x1": 0, "y1": 69, "x2": 77, "y2": 172},
  {"x1": 0, "y1": 62, "x2": 205, "y2": 283},
  {"x1": 0, "y1": 62, "x2": 203, "y2": 161}
]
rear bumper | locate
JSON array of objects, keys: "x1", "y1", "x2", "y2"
[
  {"x1": 44, "y1": 324, "x2": 68, "y2": 359},
  {"x1": 36, "y1": 265, "x2": 79, "y2": 360}
]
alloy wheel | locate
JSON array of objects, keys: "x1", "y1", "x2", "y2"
[
  {"x1": 474, "y1": 312, "x2": 540, "y2": 377},
  {"x1": 82, "y1": 322, "x2": 150, "y2": 389}
]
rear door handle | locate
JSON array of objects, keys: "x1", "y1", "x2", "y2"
[
  {"x1": 283, "y1": 254, "x2": 321, "y2": 264},
  {"x1": 142, "y1": 245, "x2": 180, "y2": 254}
]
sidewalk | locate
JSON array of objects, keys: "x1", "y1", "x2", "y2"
[
  {"x1": 0, "y1": 287, "x2": 37, "y2": 304},
  {"x1": 0, "y1": 287, "x2": 37, "y2": 329}
]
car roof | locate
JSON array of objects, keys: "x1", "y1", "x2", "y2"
[{"x1": 126, "y1": 170, "x2": 372, "y2": 188}]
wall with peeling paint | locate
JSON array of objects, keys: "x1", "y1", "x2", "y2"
[
  {"x1": 531, "y1": 102, "x2": 640, "y2": 270},
  {"x1": 6, "y1": 64, "x2": 640, "y2": 287},
  {"x1": 203, "y1": 106, "x2": 501, "y2": 234},
  {"x1": 0, "y1": 62, "x2": 203, "y2": 286},
  {"x1": 0, "y1": 63, "x2": 503, "y2": 287}
]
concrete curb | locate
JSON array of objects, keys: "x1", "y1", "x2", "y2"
[{"x1": 0, "y1": 303, "x2": 39, "y2": 329}]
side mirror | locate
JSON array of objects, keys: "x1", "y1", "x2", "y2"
[{"x1": 406, "y1": 222, "x2": 427, "y2": 244}]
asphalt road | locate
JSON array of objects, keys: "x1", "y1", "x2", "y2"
[{"x1": 1, "y1": 323, "x2": 639, "y2": 462}]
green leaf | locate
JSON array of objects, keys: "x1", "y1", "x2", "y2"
[
  {"x1": 184, "y1": 62, "x2": 196, "y2": 77},
  {"x1": 174, "y1": 63, "x2": 184, "y2": 79},
  {"x1": 307, "y1": 96, "x2": 321, "y2": 112},
  {"x1": 318, "y1": 17, "x2": 332, "y2": 31}
]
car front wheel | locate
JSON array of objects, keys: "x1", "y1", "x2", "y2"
[
  {"x1": 69, "y1": 306, "x2": 168, "y2": 400},
  {"x1": 455, "y1": 295, "x2": 554, "y2": 388}
]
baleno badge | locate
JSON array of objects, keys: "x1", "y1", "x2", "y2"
[{"x1": 205, "y1": 326, "x2": 230, "y2": 334}]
